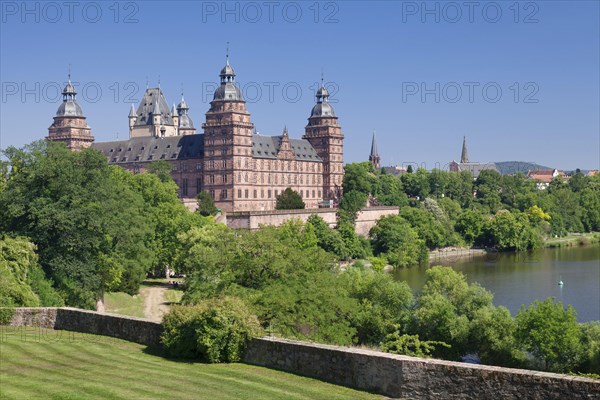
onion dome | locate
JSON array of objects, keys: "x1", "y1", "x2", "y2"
[{"x1": 56, "y1": 76, "x2": 84, "y2": 117}]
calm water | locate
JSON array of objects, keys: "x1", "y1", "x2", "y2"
[{"x1": 392, "y1": 245, "x2": 600, "y2": 322}]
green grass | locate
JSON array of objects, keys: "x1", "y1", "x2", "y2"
[
  {"x1": 103, "y1": 291, "x2": 145, "y2": 318},
  {"x1": 164, "y1": 289, "x2": 183, "y2": 305},
  {"x1": 0, "y1": 327, "x2": 382, "y2": 400},
  {"x1": 544, "y1": 232, "x2": 600, "y2": 248}
]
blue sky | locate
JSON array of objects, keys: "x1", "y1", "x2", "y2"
[{"x1": 1, "y1": 0, "x2": 599, "y2": 170}]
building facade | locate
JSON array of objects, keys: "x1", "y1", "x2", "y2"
[{"x1": 47, "y1": 57, "x2": 344, "y2": 212}]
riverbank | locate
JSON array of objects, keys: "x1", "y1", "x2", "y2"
[
  {"x1": 428, "y1": 247, "x2": 488, "y2": 264},
  {"x1": 544, "y1": 232, "x2": 600, "y2": 248}
]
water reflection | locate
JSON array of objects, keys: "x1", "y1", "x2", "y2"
[{"x1": 392, "y1": 245, "x2": 600, "y2": 322}]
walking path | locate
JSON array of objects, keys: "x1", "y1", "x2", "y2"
[{"x1": 140, "y1": 285, "x2": 169, "y2": 322}]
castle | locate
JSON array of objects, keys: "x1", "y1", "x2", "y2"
[{"x1": 47, "y1": 55, "x2": 344, "y2": 212}]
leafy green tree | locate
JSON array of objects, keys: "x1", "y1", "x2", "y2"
[
  {"x1": 399, "y1": 207, "x2": 448, "y2": 249},
  {"x1": 516, "y1": 297, "x2": 583, "y2": 372},
  {"x1": 446, "y1": 170, "x2": 474, "y2": 208},
  {"x1": 547, "y1": 188, "x2": 583, "y2": 234},
  {"x1": 147, "y1": 160, "x2": 173, "y2": 182},
  {"x1": 429, "y1": 169, "x2": 449, "y2": 198},
  {"x1": 484, "y1": 211, "x2": 541, "y2": 251},
  {"x1": 340, "y1": 267, "x2": 413, "y2": 344},
  {"x1": 338, "y1": 190, "x2": 368, "y2": 223},
  {"x1": 568, "y1": 170, "x2": 586, "y2": 192},
  {"x1": 275, "y1": 188, "x2": 305, "y2": 210},
  {"x1": 475, "y1": 169, "x2": 503, "y2": 213},
  {"x1": 342, "y1": 162, "x2": 379, "y2": 195},
  {"x1": 579, "y1": 186, "x2": 600, "y2": 232},
  {"x1": 401, "y1": 168, "x2": 430, "y2": 199},
  {"x1": 579, "y1": 322, "x2": 600, "y2": 374},
  {"x1": 256, "y1": 271, "x2": 358, "y2": 345},
  {"x1": 369, "y1": 215, "x2": 428, "y2": 267},
  {"x1": 455, "y1": 210, "x2": 486, "y2": 245},
  {"x1": 376, "y1": 174, "x2": 408, "y2": 206},
  {"x1": 413, "y1": 266, "x2": 513, "y2": 361},
  {"x1": 0, "y1": 141, "x2": 153, "y2": 308},
  {"x1": 307, "y1": 214, "x2": 349, "y2": 259},
  {"x1": 161, "y1": 296, "x2": 263, "y2": 362},
  {"x1": 197, "y1": 191, "x2": 218, "y2": 216}
]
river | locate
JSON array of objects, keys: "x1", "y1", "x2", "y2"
[{"x1": 392, "y1": 245, "x2": 600, "y2": 322}]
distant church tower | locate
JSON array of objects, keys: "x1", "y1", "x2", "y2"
[
  {"x1": 369, "y1": 131, "x2": 380, "y2": 170},
  {"x1": 303, "y1": 78, "x2": 344, "y2": 202},
  {"x1": 202, "y1": 49, "x2": 254, "y2": 212},
  {"x1": 461, "y1": 136, "x2": 469, "y2": 163},
  {"x1": 47, "y1": 74, "x2": 94, "y2": 150}
]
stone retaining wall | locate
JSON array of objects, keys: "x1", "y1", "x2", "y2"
[
  {"x1": 6, "y1": 308, "x2": 599, "y2": 399},
  {"x1": 7, "y1": 307, "x2": 162, "y2": 346},
  {"x1": 244, "y1": 337, "x2": 600, "y2": 400}
]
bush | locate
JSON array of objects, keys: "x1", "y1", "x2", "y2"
[{"x1": 161, "y1": 297, "x2": 263, "y2": 362}]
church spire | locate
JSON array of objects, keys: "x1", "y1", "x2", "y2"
[
  {"x1": 461, "y1": 136, "x2": 469, "y2": 163},
  {"x1": 369, "y1": 130, "x2": 381, "y2": 170}
]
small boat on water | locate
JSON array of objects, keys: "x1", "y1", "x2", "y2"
[{"x1": 558, "y1": 275, "x2": 564, "y2": 286}]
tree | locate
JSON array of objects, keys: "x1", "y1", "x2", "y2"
[
  {"x1": 161, "y1": 297, "x2": 263, "y2": 362},
  {"x1": 0, "y1": 141, "x2": 153, "y2": 308},
  {"x1": 516, "y1": 298, "x2": 583, "y2": 372},
  {"x1": 369, "y1": 215, "x2": 428, "y2": 267},
  {"x1": 484, "y1": 211, "x2": 541, "y2": 251},
  {"x1": 307, "y1": 214, "x2": 349, "y2": 259},
  {"x1": 275, "y1": 188, "x2": 305, "y2": 210},
  {"x1": 399, "y1": 206, "x2": 449, "y2": 249},
  {"x1": 401, "y1": 168, "x2": 430, "y2": 199},
  {"x1": 147, "y1": 160, "x2": 173, "y2": 182},
  {"x1": 376, "y1": 174, "x2": 408, "y2": 207},
  {"x1": 455, "y1": 210, "x2": 485, "y2": 245},
  {"x1": 338, "y1": 190, "x2": 368, "y2": 223},
  {"x1": 475, "y1": 169, "x2": 503, "y2": 213},
  {"x1": 342, "y1": 162, "x2": 379, "y2": 195},
  {"x1": 197, "y1": 191, "x2": 218, "y2": 216}
]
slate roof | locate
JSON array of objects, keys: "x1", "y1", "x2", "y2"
[
  {"x1": 454, "y1": 162, "x2": 498, "y2": 179},
  {"x1": 252, "y1": 134, "x2": 321, "y2": 162},
  {"x1": 91, "y1": 135, "x2": 204, "y2": 163},
  {"x1": 134, "y1": 88, "x2": 175, "y2": 126}
]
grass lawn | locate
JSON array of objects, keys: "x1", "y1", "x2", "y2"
[
  {"x1": 0, "y1": 327, "x2": 382, "y2": 400},
  {"x1": 103, "y1": 291, "x2": 145, "y2": 318}
]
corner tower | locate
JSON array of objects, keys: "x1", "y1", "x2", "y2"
[
  {"x1": 202, "y1": 51, "x2": 254, "y2": 212},
  {"x1": 47, "y1": 74, "x2": 94, "y2": 150},
  {"x1": 303, "y1": 79, "x2": 344, "y2": 202}
]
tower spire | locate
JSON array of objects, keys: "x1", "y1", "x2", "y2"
[
  {"x1": 226, "y1": 41, "x2": 230, "y2": 65},
  {"x1": 461, "y1": 135, "x2": 469, "y2": 163},
  {"x1": 369, "y1": 130, "x2": 381, "y2": 170}
]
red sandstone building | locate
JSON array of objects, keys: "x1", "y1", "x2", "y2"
[{"x1": 47, "y1": 56, "x2": 344, "y2": 212}]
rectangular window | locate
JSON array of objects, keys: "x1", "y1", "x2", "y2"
[
  {"x1": 238, "y1": 189, "x2": 242, "y2": 198},
  {"x1": 222, "y1": 190, "x2": 227, "y2": 199},
  {"x1": 268, "y1": 190, "x2": 271, "y2": 198},
  {"x1": 196, "y1": 163, "x2": 202, "y2": 170},
  {"x1": 196, "y1": 178, "x2": 202, "y2": 193},
  {"x1": 222, "y1": 174, "x2": 228, "y2": 183},
  {"x1": 312, "y1": 190, "x2": 315, "y2": 198},
  {"x1": 209, "y1": 190, "x2": 215, "y2": 199},
  {"x1": 318, "y1": 190, "x2": 321, "y2": 198},
  {"x1": 245, "y1": 189, "x2": 249, "y2": 198},
  {"x1": 261, "y1": 189, "x2": 264, "y2": 198},
  {"x1": 254, "y1": 190, "x2": 257, "y2": 199},
  {"x1": 183, "y1": 179, "x2": 188, "y2": 196}
]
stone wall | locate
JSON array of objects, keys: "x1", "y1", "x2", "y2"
[
  {"x1": 225, "y1": 206, "x2": 399, "y2": 236},
  {"x1": 7, "y1": 308, "x2": 599, "y2": 399},
  {"x1": 8, "y1": 307, "x2": 162, "y2": 347},
  {"x1": 244, "y1": 337, "x2": 600, "y2": 400},
  {"x1": 355, "y1": 206, "x2": 399, "y2": 236}
]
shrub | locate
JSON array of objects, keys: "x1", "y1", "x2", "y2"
[{"x1": 161, "y1": 297, "x2": 263, "y2": 362}]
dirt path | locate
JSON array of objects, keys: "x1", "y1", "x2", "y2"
[{"x1": 140, "y1": 285, "x2": 169, "y2": 322}]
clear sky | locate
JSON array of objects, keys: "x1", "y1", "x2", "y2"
[{"x1": 1, "y1": 0, "x2": 598, "y2": 170}]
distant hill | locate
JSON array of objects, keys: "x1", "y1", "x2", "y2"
[{"x1": 494, "y1": 161, "x2": 552, "y2": 175}]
